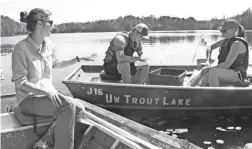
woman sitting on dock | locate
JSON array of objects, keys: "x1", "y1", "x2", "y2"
[
  {"x1": 12, "y1": 8, "x2": 95, "y2": 149},
  {"x1": 188, "y1": 19, "x2": 249, "y2": 87}
]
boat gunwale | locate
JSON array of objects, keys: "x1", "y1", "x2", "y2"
[
  {"x1": 62, "y1": 80, "x2": 252, "y2": 91},
  {"x1": 62, "y1": 65, "x2": 252, "y2": 91},
  {"x1": 93, "y1": 104, "x2": 252, "y2": 110}
]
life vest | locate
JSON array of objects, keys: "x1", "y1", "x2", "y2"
[
  {"x1": 218, "y1": 37, "x2": 249, "y2": 80},
  {"x1": 103, "y1": 32, "x2": 137, "y2": 63}
]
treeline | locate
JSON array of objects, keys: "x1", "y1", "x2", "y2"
[{"x1": 1, "y1": 8, "x2": 252, "y2": 36}]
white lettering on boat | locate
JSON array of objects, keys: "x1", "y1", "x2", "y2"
[
  {"x1": 87, "y1": 87, "x2": 103, "y2": 96},
  {"x1": 163, "y1": 97, "x2": 169, "y2": 105},
  {"x1": 155, "y1": 98, "x2": 160, "y2": 104},
  {"x1": 186, "y1": 99, "x2": 191, "y2": 105},
  {"x1": 86, "y1": 87, "x2": 191, "y2": 106},
  {"x1": 178, "y1": 99, "x2": 184, "y2": 105},
  {"x1": 122, "y1": 95, "x2": 191, "y2": 106},
  {"x1": 106, "y1": 94, "x2": 120, "y2": 103}
]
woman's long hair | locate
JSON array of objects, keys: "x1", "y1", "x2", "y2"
[{"x1": 237, "y1": 24, "x2": 245, "y2": 38}]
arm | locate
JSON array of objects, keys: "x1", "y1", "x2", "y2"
[
  {"x1": 21, "y1": 82, "x2": 48, "y2": 95},
  {"x1": 136, "y1": 41, "x2": 143, "y2": 57},
  {"x1": 52, "y1": 49, "x2": 96, "y2": 69},
  {"x1": 12, "y1": 45, "x2": 48, "y2": 95},
  {"x1": 217, "y1": 40, "x2": 246, "y2": 69},
  {"x1": 116, "y1": 51, "x2": 140, "y2": 62},
  {"x1": 210, "y1": 39, "x2": 225, "y2": 51},
  {"x1": 12, "y1": 44, "x2": 62, "y2": 106},
  {"x1": 21, "y1": 81, "x2": 62, "y2": 107},
  {"x1": 206, "y1": 39, "x2": 225, "y2": 58},
  {"x1": 53, "y1": 57, "x2": 79, "y2": 69},
  {"x1": 113, "y1": 35, "x2": 140, "y2": 63}
]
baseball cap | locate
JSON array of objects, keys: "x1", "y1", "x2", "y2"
[
  {"x1": 134, "y1": 23, "x2": 149, "y2": 39},
  {"x1": 217, "y1": 19, "x2": 238, "y2": 30}
]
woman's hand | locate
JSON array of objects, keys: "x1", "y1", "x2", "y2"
[
  {"x1": 81, "y1": 53, "x2": 97, "y2": 61},
  {"x1": 140, "y1": 57, "x2": 150, "y2": 62},
  {"x1": 198, "y1": 63, "x2": 209, "y2": 69},
  {"x1": 133, "y1": 56, "x2": 142, "y2": 62},
  {"x1": 46, "y1": 90, "x2": 62, "y2": 107}
]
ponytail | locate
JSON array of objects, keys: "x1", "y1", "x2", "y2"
[{"x1": 237, "y1": 25, "x2": 245, "y2": 38}]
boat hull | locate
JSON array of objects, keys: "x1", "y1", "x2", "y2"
[
  {"x1": 1, "y1": 112, "x2": 51, "y2": 149},
  {"x1": 62, "y1": 65, "x2": 252, "y2": 117}
]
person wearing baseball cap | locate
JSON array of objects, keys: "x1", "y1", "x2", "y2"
[
  {"x1": 133, "y1": 23, "x2": 149, "y2": 39},
  {"x1": 218, "y1": 19, "x2": 238, "y2": 36},
  {"x1": 102, "y1": 23, "x2": 150, "y2": 84},
  {"x1": 199, "y1": 19, "x2": 249, "y2": 87}
]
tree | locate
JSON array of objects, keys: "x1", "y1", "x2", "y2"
[{"x1": 1, "y1": 7, "x2": 252, "y2": 36}]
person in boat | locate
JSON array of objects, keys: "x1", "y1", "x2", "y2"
[
  {"x1": 190, "y1": 19, "x2": 249, "y2": 87},
  {"x1": 12, "y1": 8, "x2": 96, "y2": 149},
  {"x1": 102, "y1": 23, "x2": 150, "y2": 84}
]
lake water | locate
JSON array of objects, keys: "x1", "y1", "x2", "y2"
[{"x1": 1, "y1": 30, "x2": 252, "y2": 148}]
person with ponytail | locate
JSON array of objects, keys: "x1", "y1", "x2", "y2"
[
  {"x1": 12, "y1": 8, "x2": 96, "y2": 149},
  {"x1": 186, "y1": 19, "x2": 249, "y2": 87},
  {"x1": 200, "y1": 19, "x2": 249, "y2": 86}
]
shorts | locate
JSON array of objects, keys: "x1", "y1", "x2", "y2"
[
  {"x1": 234, "y1": 70, "x2": 243, "y2": 82},
  {"x1": 103, "y1": 61, "x2": 137, "y2": 76}
]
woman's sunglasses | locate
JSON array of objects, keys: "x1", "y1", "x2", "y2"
[
  {"x1": 220, "y1": 30, "x2": 227, "y2": 33},
  {"x1": 39, "y1": 19, "x2": 53, "y2": 26},
  {"x1": 220, "y1": 28, "x2": 235, "y2": 34},
  {"x1": 44, "y1": 20, "x2": 53, "y2": 26}
]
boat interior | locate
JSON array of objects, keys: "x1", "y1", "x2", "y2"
[
  {"x1": 65, "y1": 65, "x2": 252, "y2": 88},
  {"x1": 1, "y1": 111, "x2": 159, "y2": 149}
]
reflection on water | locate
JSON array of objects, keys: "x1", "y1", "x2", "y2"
[
  {"x1": 128, "y1": 111, "x2": 252, "y2": 149},
  {"x1": 142, "y1": 31, "x2": 252, "y2": 47},
  {"x1": 147, "y1": 35, "x2": 196, "y2": 45}
]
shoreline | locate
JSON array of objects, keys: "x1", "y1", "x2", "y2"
[
  {"x1": 1, "y1": 44, "x2": 15, "y2": 54},
  {"x1": 1, "y1": 30, "x2": 252, "y2": 37}
]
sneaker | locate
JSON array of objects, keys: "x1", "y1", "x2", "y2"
[{"x1": 33, "y1": 140, "x2": 49, "y2": 149}]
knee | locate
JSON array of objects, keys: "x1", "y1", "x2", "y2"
[
  {"x1": 137, "y1": 64, "x2": 149, "y2": 71},
  {"x1": 60, "y1": 95, "x2": 84, "y2": 111},
  {"x1": 208, "y1": 68, "x2": 218, "y2": 78},
  {"x1": 75, "y1": 100, "x2": 85, "y2": 112},
  {"x1": 143, "y1": 65, "x2": 149, "y2": 71},
  {"x1": 117, "y1": 62, "x2": 130, "y2": 74},
  {"x1": 68, "y1": 97, "x2": 85, "y2": 112}
]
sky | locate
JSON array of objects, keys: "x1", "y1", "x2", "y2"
[{"x1": 1, "y1": 0, "x2": 252, "y2": 24}]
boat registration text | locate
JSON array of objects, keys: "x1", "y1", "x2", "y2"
[{"x1": 86, "y1": 87, "x2": 191, "y2": 106}]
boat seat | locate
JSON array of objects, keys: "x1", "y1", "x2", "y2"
[
  {"x1": 100, "y1": 70, "x2": 122, "y2": 81},
  {"x1": 12, "y1": 106, "x2": 55, "y2": 126}
]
